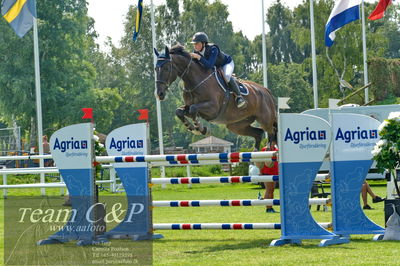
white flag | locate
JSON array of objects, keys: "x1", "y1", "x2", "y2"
[{"x1": 278, "y1": 97, "x2": 290, "y2": 110}]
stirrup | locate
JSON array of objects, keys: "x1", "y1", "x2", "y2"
[{"x1": 236, "y1": 97, "x2": 247, "y2": 109}]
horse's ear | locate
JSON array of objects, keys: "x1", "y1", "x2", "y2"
[
  {"x1": 165, "y1": 46, "x2": 170, "y2": 58},
  {"x1": 154, "y1": 48, "x2": 160, "y2": 57}
]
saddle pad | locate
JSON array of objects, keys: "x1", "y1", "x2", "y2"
[
  {"x1": 238, "y1": 83, "x2": 249, "y2": 95},
  {"x1": 215, "y1": 70, "x2": 249, "y2": 96}
]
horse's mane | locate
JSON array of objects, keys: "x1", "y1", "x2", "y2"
[{"x1": 169, "y1": 44, "x2": 191, "y2": 59}]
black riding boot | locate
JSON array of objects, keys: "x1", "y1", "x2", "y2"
[{"x1": 229, "y1": 78, "x2": 247, "y2": 109}]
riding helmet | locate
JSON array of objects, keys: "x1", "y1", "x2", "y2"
[{"x1": 191, "y1": 32, "x2": 209, "y2": 43}]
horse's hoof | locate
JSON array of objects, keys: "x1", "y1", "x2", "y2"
[{"x1": 192, "y1": 130, "x2": 202, "y2": 135}]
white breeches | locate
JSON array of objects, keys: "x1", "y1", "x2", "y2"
[{"x1": 222, "y1": 60, "x2": 234, "y2": 81}]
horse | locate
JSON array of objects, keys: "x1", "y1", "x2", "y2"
[{"x1": 154, "y1": 45, "x2": 277, "y2": 150}]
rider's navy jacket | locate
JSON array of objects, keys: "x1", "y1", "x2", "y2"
[{"x1": 195, "y1": 44, "x2": 232, "y2": 69}]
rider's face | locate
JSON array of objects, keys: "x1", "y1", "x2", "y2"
[{"x1": 193, "y1": 42, "x2": 203, "y2": 52}]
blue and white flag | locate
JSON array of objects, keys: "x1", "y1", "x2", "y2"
[{"x1": 325, "y1": 0, "x2": 360, "y2": 47}]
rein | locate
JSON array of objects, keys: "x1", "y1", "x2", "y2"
[{"x1": 184, "y1": 70, "x2": 215, "y2": 93}]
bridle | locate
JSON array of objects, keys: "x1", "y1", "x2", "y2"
[
  {"x1": 155, "y1": 55, "x2": 192, "y2": 88},
  {"x1": 155, "y1": 54, "x2": 216, "y2": 93}
]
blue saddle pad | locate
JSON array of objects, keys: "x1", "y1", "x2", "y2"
[{"x1": 215, "y1": 71, "x2": 249, "y2": 95}]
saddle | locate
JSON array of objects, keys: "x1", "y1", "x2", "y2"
[
  {"x1": 208, "y1": 69, "x2": 250, "y2": 122},
  {"x1": 215, "y1": 68, "x2": 249, "y2": 95}
]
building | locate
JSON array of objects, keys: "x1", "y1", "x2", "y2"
[{"x1": 189, "y1": 136, "x2": 233, "y2": 153}]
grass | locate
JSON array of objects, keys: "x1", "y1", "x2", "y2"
[{"x1": 0, "y1": 182, "x2": 398, "y2": 265}]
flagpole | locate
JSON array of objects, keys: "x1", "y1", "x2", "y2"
[
  {"x1": 310, "y1": 0, "x2": 318, "y2": 109},
  {"x1": 150, "y1": 0, "x2": 166, "y2": 181},
  {"x1": 261, "y1": 0, "x2": 268, "y2": 88},
  {"x1": 361, "y1": 0, "x2": 369, "y2": 104},
  {"x1": 33, "y1": 14, "x2": 45, "y2": 196}
]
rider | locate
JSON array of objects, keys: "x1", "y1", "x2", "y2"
[{"x1": 189, "y1": 32, "x2": 247, "y2": 109}]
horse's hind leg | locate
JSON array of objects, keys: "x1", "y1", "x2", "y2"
[{"x1": 226, "y1": 119, "x2": 265, "y2": 150}]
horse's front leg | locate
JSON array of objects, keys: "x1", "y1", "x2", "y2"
[
  {"x1": 176, "y1": 106, "x2": 196, "y2": 133},
  {"x1": 187, "y1": 101, "x2": 216, "y2": 135}
]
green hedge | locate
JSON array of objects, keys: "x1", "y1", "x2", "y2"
[{"x1": 369, "y1": 57, "x2": 400, "y2": 100}]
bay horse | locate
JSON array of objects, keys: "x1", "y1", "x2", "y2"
[{"x1": 154, "y1": 45, "x2": 276, "y2": 150}]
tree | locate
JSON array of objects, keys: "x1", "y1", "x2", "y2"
[
  {"x1": 90, "y1": 88, "x2": 123, "y2": 132},
  {"x1": 0, "y1": 18, "x2": 36, "y2": 133},
  {"x1": 0, "y1": 0, "x2": 98, "y2": 145},
  {"x1": 269, "y1": 63, "x2": 313, "y2": 112},
  {"x1": 266, "y1": 0, "x2": 303, "y2": 64},
  {"x1": 180, "y1": 0, "x2": 235, "y2": 55},
  {"x1": 368, "y1": 2, "x2": 400, "y2": 59},
  {"x1": 157, "y1": 0, "x2": 182, "y2": 45}
]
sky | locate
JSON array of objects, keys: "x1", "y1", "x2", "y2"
[{"x1": 87, "y1": 0, "x2": 377, "y2": 50}]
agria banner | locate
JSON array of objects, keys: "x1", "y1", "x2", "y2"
[
  {"x1": 272, "y1": 114, "x2": 340, "y2": 246},
  {"x1": 106, "y1": 123, "x2": 148, "y2": 168},
  {"x1": 39, "y1": 123, "x2": 97, "y2": 245},
  {"x1": 330, "y1": 113, "x2": 384, "y2": 236},
  {"x1": 51, "y1": 123, "x2": 92, "y2": 170},
  {"x1": 330, "y1": 113, "x2": 379, "y2": 162},
  {"x1": 105, "y1": 123, "x2": 152, "y2": 239},
  {"x1": 279, "y1": 113, "x2": 331, "y2": 163}
]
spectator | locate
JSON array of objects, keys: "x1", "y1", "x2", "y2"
[
  {"x1": 42, "y1": 135, "x2": 53, "y2": 167},
  {"x1": 361, "y1": 181, "x2": 384, "y2": 209},
  {"x1": 256, "y1": 137, "x2": 279, "y2": 213}
]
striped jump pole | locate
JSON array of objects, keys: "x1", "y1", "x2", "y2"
[
  {"x1": 148, "y1": 159, "x2": 271, "y2": 166},
  {"x1": 0, "y1": 180, "x2": 113, "y2": 189},
  {"x1": 0, "y1": 154, "x2": 53, "y2": 161},
  {"x1": 0, "y1": 167, "x2": 59, "y2": 175},
  {"x1": 96, "y1": 151, "x2": 276, "y2": 164},
  {"x1": 152, "y1": 175, "x2": 279, "y2": 184},
  {"x1": 152, "y1": 198, "x2": 330, "y2": 207},
  {"x1": 153, "y1": 222, "x2": 332, "y2": 230},
  {"x1": 151, "y1": 173, "x2": 329, "y2": 185}
]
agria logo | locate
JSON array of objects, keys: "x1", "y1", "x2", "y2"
[
  {"x1": 53, "y1": 137, "x2": 88, "y2": 152},
  {"x1": 284, "y1": 127, "x2": 326, "y2": 144},
  {"x1": 109, "y1": 137, "x2": 144, "y2": 152},
  {"x1": 335, "y1": 127, "x2": 378, "y2": 143}
]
